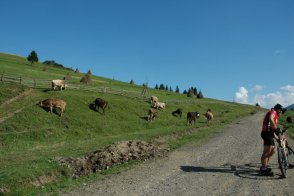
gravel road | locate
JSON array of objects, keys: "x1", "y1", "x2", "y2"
[{"x1": 64, "y1": 112, "x2": 294, "y2": 196}]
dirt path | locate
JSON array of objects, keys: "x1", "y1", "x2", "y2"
[
  {"x1": 0, "y1": 88, "x2": 32, "y2": 123},
  {"x1": 63, "y1": 112, "x2": 294, "y2": 196}
]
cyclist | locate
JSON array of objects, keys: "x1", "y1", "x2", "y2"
[{"x1": 260, "y1": 103, "x2": 284, "y2": 176}]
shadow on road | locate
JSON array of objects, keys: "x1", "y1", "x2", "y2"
[{"x1": 180, "y1": 163, "x2": 284, "y2": 180}]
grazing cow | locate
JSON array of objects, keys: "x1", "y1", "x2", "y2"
[
  {"x1": 187, "y1": 112, "x2": 200, "y2": 125},
  {"x1": 172, "y1": 108, "x2": 183, "y2": 118},
  {"x1": 94, "y1": 98, "x2": 108, "y2": 114},
  {"x1": 148, "y1": 108, "x2": 158, "y2": 121},
  {"x1": 153, "y1": 102, "x2": 166, "y2": 110},
  {"x1": 150, "y1": 96, "x2": 158, "y2": 104},
  {"x1": 205, "y1": 109, "x2": 214, "y2": 123},
  {"x1": 37, "y1": 98, "x2": 66, "y2": 116},
  {"x1": 51, "y1": 79, "x2": 68, "y2": 91}
]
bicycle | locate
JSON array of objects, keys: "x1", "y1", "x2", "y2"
[{"x1": 275, "y1": 128, "x2": 294, "y2": 178}]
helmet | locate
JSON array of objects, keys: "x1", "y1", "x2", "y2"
[{"x1": 273, "y1": 104, "x2": 283, "y2": 111}]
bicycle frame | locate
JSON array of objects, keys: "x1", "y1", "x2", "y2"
[{"x1": 275, "y1": 129, "x2": 291, "y2": 178}]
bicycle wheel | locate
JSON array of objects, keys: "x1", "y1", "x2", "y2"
[
  {"x1": 277, "y1": 147, "x2": 288, "y2": 178},
  {"x1": 287, "y1": 146, "x2": 294, "y2": 166}
]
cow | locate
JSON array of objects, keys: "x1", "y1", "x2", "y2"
[
  {"x1": 37, "y1": 98, "x2": 66, "y2": 116},
  {"x1": 94, "y1": 98, "x2": 108, "y2": 114},
  {"x1": 148, "y1": 108, "x2": 158, "y2": 121},
  {"x1": 205, "y1": 109, "x2": 214, "y2": 123},
  {"x1": 187, "y1": 112, "x2": 200, "y2": 125},
  {"x1": 153, "y1": 102, "x2": 166, "y2": 110},
  {"x1": 150, "y1": 96, "x2": 158, "y2": 104},
  {"x1": 172, "y1": 108, "x2": 183, "y2": 118},
  {"x1": 51, "y1": 79, "x2": 68, "y2": 91}
]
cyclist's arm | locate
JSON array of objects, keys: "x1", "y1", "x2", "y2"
[
  {"x1": 270, "y1": 113, "x2": 279, "y2": 140},
  {"x1": 269, "y1": 113, "x2": 277, "y2": 130}
]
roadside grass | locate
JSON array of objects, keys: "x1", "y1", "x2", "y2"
[
  {"x1": 280, "y1": 110, "x2": 294, "y2": 139},
  {"x1": 0, "y1": 53, "x2": 265, "y2": 195}
]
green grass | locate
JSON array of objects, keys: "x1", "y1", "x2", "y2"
[
  {"x1": 0, "y1": 53, "x2": 266, "y2": 195},
  {"x1": 279, "y1": 109, "x2": 294, "y2": 139}
]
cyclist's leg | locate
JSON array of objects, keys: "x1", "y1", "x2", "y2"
[{"x1": 261, "y1": 145, "x2": 274, "y2": 168}]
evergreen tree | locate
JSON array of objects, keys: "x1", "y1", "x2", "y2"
[
  {"x1": 175, "y1": 86, "x2": 180, "y2": 93},
  {"x1": 183, "y1": 90, "x2": 188, "y2": 94},
  {"x1": 27, "y1": 50, "x2": 39, "y2": 65},
  {"x1": 130, "y1": 79, "x2": 134, "y2": 85},
  {"x1": 165, "y1": 85, "x2": 169, "y2": 91},
  {"x1": 159, "y1": 84, "x2": 165, "y2": 90},
  {"x1": 155, "y1": 84, "x2": 159, "y2": 89},
  {"x1": 197, "y1": 90, "x2": 204, "y2": 98},
  {"x1": 87, "y1": 69, "x2": 92, "y2": 75},
  {"x1": 193, "y1": 87, "x2": 198, "y2": 97},
  {"x1": 169, "y1": 86, "x2": 173, "y2": 92}
]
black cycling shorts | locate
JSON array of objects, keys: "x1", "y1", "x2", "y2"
[{"x1": 261, "y1": 131, "x2": 275, "y2": 146}]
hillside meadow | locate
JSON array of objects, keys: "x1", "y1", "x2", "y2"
[{"x1": 2, "y1": 52, "x2": 291, "y2": 195}]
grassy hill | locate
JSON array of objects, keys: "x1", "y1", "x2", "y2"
[{"x1": 0, "y1": 52, "x2": 267, "y2": 195}]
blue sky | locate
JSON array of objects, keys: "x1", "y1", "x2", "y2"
[{"x1": 1, "y1": 0, "x2": 293, "y2": 108}]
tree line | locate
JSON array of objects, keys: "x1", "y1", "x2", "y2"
[
  {"x1": 153, "y1": 83, "x2": 204, "y2": 98},
  {"x1": 27, "y1": 50, "x2": 204, "y2": 98}
]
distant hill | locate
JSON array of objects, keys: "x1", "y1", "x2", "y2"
[{"x1": 286, "y1": 104, "x2": 294, "y2": 110}]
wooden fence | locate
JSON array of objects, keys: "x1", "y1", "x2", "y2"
[
  {"x1": 0, "y1": 74, "x2": 202, "y2": 104},
  {"x1": 0, "y1": 74, "x2": 148, "y2": 100}
]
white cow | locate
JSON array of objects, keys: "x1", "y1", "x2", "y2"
[
  {"x1": 51, "y1": 79, "x2": 68, "y2": 91},
  {"x1": 150, "y1": 96, "x2": 158, "y2": 104},
  {"x1": 153, "y1": 101, "x2": 166, "y2": 110}
]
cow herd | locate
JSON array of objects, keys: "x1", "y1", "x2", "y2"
[
  {"x1": 147, "y1": 95, "x2": 214, "y2": 125},
  {"x1": 37, "y1": 82, "x2": 214, "y2": 125}
]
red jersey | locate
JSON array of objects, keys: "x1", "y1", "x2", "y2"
[{"x1": 262, "y1": 109, "x2": 278, "y2": 132}]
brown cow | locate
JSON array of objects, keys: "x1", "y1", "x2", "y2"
[
  {"x1": 187, "y1": 112, "x2": 200, "y2": 125},
  {"x1": 94, "y1": 98, "x2": 108, "y2": 114},
  {"x1": 205, "y1": 109, "x2": 214, "y2": 123},
  {"x1": 172, "y1": 108, "x2": 183, "y2": 118},
  {"x1": 37, "y1": 98, "x2": 66, "y2": 116},
  {"x1": 148, "y1": 108, "x2": 158, "y2": 121}
]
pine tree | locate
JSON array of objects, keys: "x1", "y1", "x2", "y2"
[
  {"x1": 197, "y1": 90, "x2": 204, "y2": 98},
  {"x1": 175, "y1": 86, "x2": 180, "y2": 93},
  {"x1": 155, "y1": 84, "x2": 159, "y2": 89},
  {"x1": 159, "y1": 84, "x2": 165, "y2": 90},
  {"x1": 193, "y1": 87, "x2": 198, "y2": 97},
  {"x1": 183, "y1": 90, "x2": 188, "y2": 94}
]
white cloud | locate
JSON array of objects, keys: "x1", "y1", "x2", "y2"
[
  {"x1": 253, "y1": 86, "x2": 294, "y2": 108},
  {"x1": 252, "y1": 85, "x2": 264, "y2": 92},
  {"x1": 280, "y1": 85, "x2": 294, "y2": 92},
  {"x1": 234, "y1": 87, "x2": 249, "y2": 104}
]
